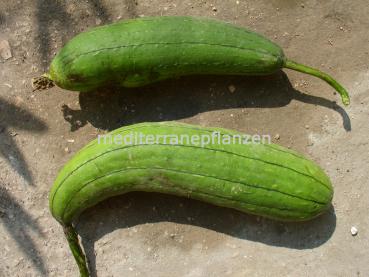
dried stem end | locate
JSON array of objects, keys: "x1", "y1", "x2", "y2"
[{"x1": 32, "y1": 74, "x2": 55, "y2": 91}]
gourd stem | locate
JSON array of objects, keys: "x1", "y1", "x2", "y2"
[
  {"x1": 284, "y1": 59, "x2": 350, "y2": 106},
  {"x1": 63, "y1": 225, "x2": 90, "y2": 277},
  {"x1": 31, "y1": 73, "x2": 55, "y2": 91}
]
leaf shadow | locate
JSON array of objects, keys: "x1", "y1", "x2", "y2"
[
  {"x1": 61, "y1": 71, "x2": 351, "y2": 132},
  {"x1": 0, "y1": 12, "x2": 5, "y2": 25},
  {"x1": 0, "y1": 98, "x2": 47, "y2": 185},
  {"x1": 35, "y1": 0, "x2": 73, "y2": 70},
  {"x1": 0, "y1": 99, "x2": 47, "y2": 275},
  {"x1": 77, "y1": 192, "x2": 336, "y2": 277},
  {"x1": 0, "y1": 186, "x2": 47, "y2": 275},
  {"x1": 34, "y1": 0, "x2": 112, "y2": 70},
  {"x1": 125, "y1": 0, "x2": 138, "y2": 18},
  {"x1": 87, "y1": 0, "x2": 112, "y2": 24}
]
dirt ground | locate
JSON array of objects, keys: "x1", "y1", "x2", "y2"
[{"x1": 0, "y1": 0, "x2": 368, "y2": 276}]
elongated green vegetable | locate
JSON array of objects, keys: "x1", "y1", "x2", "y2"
[
  {"x1": 33, "y1": 16, "x2": 350, "y2": 105},
  {"x1": 50, "y1": 122, "x2": 333, "y2": 276}
]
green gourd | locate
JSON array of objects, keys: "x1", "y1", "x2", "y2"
[
  {"x1": 33, "y1": 16, "x2": 350, "y2": 105},
  {"x1": 50, "y1": 122, "x2": 333, "y2": 276}
]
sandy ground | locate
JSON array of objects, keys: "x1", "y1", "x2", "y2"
[{"x1": 0, "y1": 0, "x2": 368, "y2": 276}]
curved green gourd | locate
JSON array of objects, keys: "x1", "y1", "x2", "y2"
[
  {"x1": 33, "y1": 16, "x2": 349, "y2": 105},
  {"x1": 50, "y1": 122, "x2": 333, "y2": 276}
]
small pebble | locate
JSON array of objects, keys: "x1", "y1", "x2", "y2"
[
  {"x1": 305, "y1": 125, "x2": 310, "y2": 129},
  {"x1": 0, "y1": 40, "x2": 12, "y2": 60},
  {"x1": 351, "y1": 226, "x2": 358, "y2": 236},
  {"x1": 274, "y1": 134, "x2": 280, "y2": 140},
  {"x1": 10, "y1": 131, "x2": 18, "y2": 137},
  {"x1": 212, "y1": 7, "x2": 217, "y2": 12},
  {"x1": 228, "y1": 84, "x2": 236, "y2": 93},
  {"x1": 231, "y1": 252, "x2": 239, "y2": 258}
]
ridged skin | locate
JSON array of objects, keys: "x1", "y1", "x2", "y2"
[
  {"x1": 50, "y1": 122, "x2": 333, "y2": 224},
  {"x1": 49, "y1": 16, "x2": 285, "y2": 91}
]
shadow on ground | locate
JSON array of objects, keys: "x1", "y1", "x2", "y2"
[
  {"x1": 0, "y1": 98, "x2": 47, "y2": 185},
  {"x1": 0, "y1": 12, "x2": 5, "y2": 25},
  {"x1": 62, "y1": 71, "x2": 351, "y2": 132},
  {"x1": 0, "y1": 99, "x2": 47, "y2": 274},
  {"x1": 77, "y1": 192, "x2": 336, "y2": 277},
  {"x1": 87, "y1": 0, "x2": 111, "y2": 23},
  {"x1": 35, "y1": 0, "x2": 112, "y2": 69},
  {"x1": 125, "y1": 0, "x2": 138, "y2": 18},
  {"x1": 0, "y1": 186, "x2": 47, "y2": 275}
]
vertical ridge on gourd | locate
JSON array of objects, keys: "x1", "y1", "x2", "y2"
[
  {"x1": 32, "y1": 16, "x2": 349, "y2": 106},
  {"x1": 50, "y1": 122, "x2": 333, "y2": 276}
]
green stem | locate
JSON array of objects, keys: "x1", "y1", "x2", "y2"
[
  {"x1": 63, "y1": 225, "x2": 90, "y2": 277},
  {"x1": 284, "y1": 59, "x2": 350, "y2": 106}
]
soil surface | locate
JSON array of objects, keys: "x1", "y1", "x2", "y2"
[{"x1": 0, "y1": 0, "x2": 368, "y2": 276}]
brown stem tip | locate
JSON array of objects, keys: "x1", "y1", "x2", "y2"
[{"x1": 32, "y1": 74, "x2": 55, "y2": 91}]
